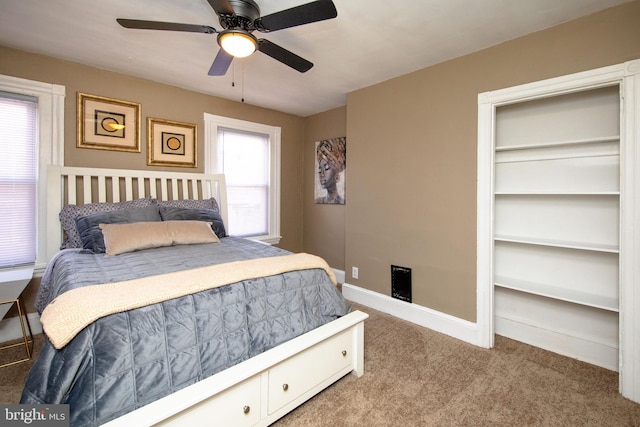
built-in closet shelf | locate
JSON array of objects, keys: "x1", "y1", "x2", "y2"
[
  {"x1": 494, "y1": 276, "x2": 619, "y2": 312},
  {"x1": 494, "y1": 235, "x2": 619, "y2": 254},
  {"x1": 483, "y1": 71, "x2": 630, "y2": 375},
  {"x1": 495, "y1": 135, "x2": 620, "y2": 152}
]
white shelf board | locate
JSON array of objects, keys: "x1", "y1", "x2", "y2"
[
  {"x1": 494, "y1": 235, "x2": 619, "y2": 253},
  {"x1": 494, "y1": 276, "x2": 618, "y2": 312},
  {"x1": 495, "y1": 135, "x2": 620, "y2": 152}
]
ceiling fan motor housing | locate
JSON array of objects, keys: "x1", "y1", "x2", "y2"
[
  {"x1": 220, "y1": 0, "x2": 261, "y2": 31},
  {"x1": 216, "y1": 0, "x2": 261, "y2": 56}
]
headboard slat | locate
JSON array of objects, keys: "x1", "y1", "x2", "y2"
[
  {"x1": 68, "y1": 175, "x2": 77, "y2": 204},
  {"x1": 82, "y1": 176, "x2": 92, "y2": 204},
  {"x1": 181, "y1": 180, "x2": 188, "y2": 200},
  {"x1": 171, "y1": 179, "x2": 178, "y2": 200},
  {"x1": 97, "y1": 175, "x2": 107, "y2": 203},
  {"x1": 203, "y1": 180, "x2": 211, "y2": 202},
  {"x1": 190, "y1": 180, "x2": 198, "y2": 200},
  {"x1": 136, "y1": 178, "x2": 144, "y2": 200},
  {"x1": 159, "y1": 179, "x2": 168, "y2": 200},
  {"x1": 112, "y1": 176, "x2": 120, "y2": 203},
  {"x1": 148, "y1": 178, "x2": 157, "y2": 198}
]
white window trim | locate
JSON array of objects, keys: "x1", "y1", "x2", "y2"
[
  {"x1": 0, "y1": 74, "x2": 65, "y2": 274},
  {"x1": 204, "y1": 113, "x2": 281, "y2": 245}
]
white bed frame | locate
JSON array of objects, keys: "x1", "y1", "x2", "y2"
[{"x1": 46, "y1": 166, "x2": 368, "y2": 426}]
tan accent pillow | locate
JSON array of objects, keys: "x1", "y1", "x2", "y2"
[{"x1": 100, "y1": 220, "x2": 220, "y2": 256}]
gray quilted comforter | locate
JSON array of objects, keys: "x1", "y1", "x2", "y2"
[{"x1": 21, "y1": 237, "x2": 351, "y2": 427}]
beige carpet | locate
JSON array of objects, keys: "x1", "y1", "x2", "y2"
[
  {"x1": 0, "y1": 332, "x2": 43, "y2": 404},
  {"x1": 274, "y1": 302, "x2": 640, "y2": 426},
  {"x1": 2, "y1": 302, "x2": 640, "y2": 426}
]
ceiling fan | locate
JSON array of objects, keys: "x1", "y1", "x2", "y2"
[{"x1": 117, "y1": 0, "x2": 337, "y2": 76}]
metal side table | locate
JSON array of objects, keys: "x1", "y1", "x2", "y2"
[{"x1": 0, "y1": 267, "x2": 34, "y2": 368}]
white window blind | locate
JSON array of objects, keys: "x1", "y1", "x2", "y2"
[
  {"x1": 0, "y1": 92, "x2": 37, "y2": 268},
  {"x1": 217, "y1": 128, "x2": 269, "y2": 237}
]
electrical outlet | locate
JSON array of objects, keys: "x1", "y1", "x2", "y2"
[{"x1": 352, "y1": 266, "x2": 359, "y2": 279}]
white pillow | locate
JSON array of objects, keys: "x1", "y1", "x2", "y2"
[{"x1": 100, "y1": 220, "x2": 219, "y2": 256}]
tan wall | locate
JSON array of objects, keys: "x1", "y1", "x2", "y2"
[
  {"x1": 0, "y1": 46, "x2": 306, "y2": 312},
  {"x1": 303, "y1": 106, "x2": 347, "y2": 270},
  {"x1": 3, "y1": 2, "x2": 640, "y2": 321},
  {"x1": 345, "y1": 1, "x2": 640, "y2": 322}
]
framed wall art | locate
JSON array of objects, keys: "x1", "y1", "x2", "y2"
[
  {"x1": 147, "y1": 117, "x2": 197, "y2": 168},
  {"x1": 77, "y1": 92, "x2": 141, "y2": 152},
  {"x1": 314, "y1": 137, "x2": 346, "y2": 204}
]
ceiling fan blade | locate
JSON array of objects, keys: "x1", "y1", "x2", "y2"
[
  {"x1": 257, "y1": 39, "x2": 313, "y2": 73},
  {"x1": 208, "y1": 49, "x2": 234, "y2": 76},
  {"x1": 256, "y1": 0, "x2": 337, "y2": 32},
  {"x1": 117, "y1": 19, "x2": 216, "y2": 34},
  {"x1": 207, "y1": 0, "x2": 235, "y2": 16}
]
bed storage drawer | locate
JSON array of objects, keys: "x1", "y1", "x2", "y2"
[
  {"x1": 267, "y1": 328, "x2": 353, "y2": 414},
  {"x1": 156, "y1": 376, "x2": 261, "y2": 427},
  {"x1": 101, "y1": 311, "x2": 368, "y2": 427}
]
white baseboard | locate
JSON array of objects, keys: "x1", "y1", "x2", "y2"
[
  {"x1": 342, "y1": 283, "x2": 483, "y2": 347},
  {"x1": 332, "y1": 268, "x2": 345, "y2": 285},
  {"x1": 0, "y1": 312, "x2": 42, "y2": 343},
  {"x1": 495, "y1": 315, "x2": 618, "y2": 371}
]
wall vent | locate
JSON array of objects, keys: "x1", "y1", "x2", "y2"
[{"x1": 391, "y1": 265, "x2": 412, "y2": 303}]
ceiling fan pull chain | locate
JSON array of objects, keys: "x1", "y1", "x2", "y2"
[
  {"x1": 232, "y1": 60, "x2": 236, "y2": 87},
  {"x1": 241, "y1": 60, "x2": 245, "y2": 103}
]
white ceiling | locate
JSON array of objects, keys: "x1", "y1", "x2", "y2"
[{"x1": 0, "y1": 0, "x2": 631, "y2": 117}]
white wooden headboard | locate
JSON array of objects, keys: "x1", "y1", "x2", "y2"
[{"x1": 46, "y1": 166, "x2": 227, "y2": 262}]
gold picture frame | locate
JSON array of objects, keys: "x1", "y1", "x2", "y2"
[
  {"x1": 147, "y1": 117, "x2": 197, "y2": 168},
  {"x1": 77, "y1": 92, "x2": 141, "y2": 152}
]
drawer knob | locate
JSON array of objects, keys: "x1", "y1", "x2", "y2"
[
  {"x1": 243, "y1": 406, "x2": 250, "y2": 414},
  {"x1": 282, "y1": 383, "x2": 289, "y2": 391},
  {"x1": 342, "y1": 350, "x2": 347, "y2": 357}
]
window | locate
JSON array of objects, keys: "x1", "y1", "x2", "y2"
[
  {"x1": 0, "y1": 74, "x2": 65, "y2": 273},
  {"x1": 0, "y1": 93, "x2": 37, "y2": 268},
  {"x1": 217, "y1": 128, "x2": 269, "y2": 237},
  {"x1": 204, "y1": 113, "x2": 280, "y2": 244}
]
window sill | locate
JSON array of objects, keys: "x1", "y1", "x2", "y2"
[{"x1": 244, "y1": 235, "x2": 282, "y2": 246}]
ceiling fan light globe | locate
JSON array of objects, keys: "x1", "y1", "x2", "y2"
[{"x1": 219, "y1": 31, "x2": 257, "y2": 58}]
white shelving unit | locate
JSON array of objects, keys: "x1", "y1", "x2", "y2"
[
  {"x1": 478, "y1": 59, "x2": 640, "y2": 403},
  {"x1": 493, "y1": 85, "x2": 620, "y2": 370},
  {"x1": 492, "y1": 85, "x2": 621, "y2": 370}
]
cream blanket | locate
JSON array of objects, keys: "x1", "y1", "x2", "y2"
[{"x1": 41, "y1": 253, "x2": 337, "y2": 349}]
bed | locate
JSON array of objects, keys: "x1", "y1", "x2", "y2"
[{"x1": 21, "y1": 166, "x2": 368, "y2": 426}]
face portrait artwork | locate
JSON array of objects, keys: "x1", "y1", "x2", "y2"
[{"x1": 314, "y1": 137, "x2": 346, "y2": 204}]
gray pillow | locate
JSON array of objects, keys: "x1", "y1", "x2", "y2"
[
  {"x1": 153, "y1": 197, "x2": 220, "y2": 212},
  {"x1": 158, "y1": 206, "x2": 226, "y2": 238},
  {"x1": 59, "y1": 197, "x2": 154, "y2": 249},
  {"x1": 75, "y1": 205, "x2": 162, "y2": 253}
]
